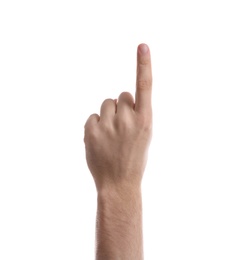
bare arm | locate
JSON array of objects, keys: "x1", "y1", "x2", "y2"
[
  {"x1": 84, "y1": 43, "x2": 152, "y2": 260},
  {"x1": 96, "y1": 186, "x2": 143, "y2": 259}
]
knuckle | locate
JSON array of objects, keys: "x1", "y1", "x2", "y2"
[
  {"x1": 139, "y1": 57, "x2": 150, "y2": 66},
  {"x1": 118, "y1": 92, "x2": 134, "y2": 107},
  {"x1": 102, "y1": 98, "x2": 114, "y2": 106},
  {"x1": 100, "y1": 99, "x2": 115, "y2": 113},
  {"x1": 84, "y1": 114, "x2": 98, "y2": 127},
  {"x1": 118, "y1": 91, "x2": 132, "y2": 99},
  {"x1": 137, "y1": 79, "x2": 152, "y2": 90}
]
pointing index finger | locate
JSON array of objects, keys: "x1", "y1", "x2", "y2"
[{"x1": 135, "y1": 43, "x2": 152, "y2": 114}]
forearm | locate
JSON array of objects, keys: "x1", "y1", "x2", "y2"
[{"x1": 95, "y1": 186, "x2": 143, "y2": 260}]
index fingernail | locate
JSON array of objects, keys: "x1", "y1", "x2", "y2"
[{"x1": 139, "y1": 44, "x2": 148, "y2": 54}]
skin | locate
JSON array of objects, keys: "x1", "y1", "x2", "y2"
[{"x1": 84, "y1": 43, "x2": 152, "y2": 260}]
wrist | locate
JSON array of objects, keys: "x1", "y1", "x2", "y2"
[
  {"x1": 97, "y1": 183, "x2": 142, "y2": 201},
  {"x1": 97, "y1": 185, "x2": 142, "y2": 219}
]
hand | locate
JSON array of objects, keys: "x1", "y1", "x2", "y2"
[{"x1": 84, "y1": 43, "x2": 152, "y2": 192}]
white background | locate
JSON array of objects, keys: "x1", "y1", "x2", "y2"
[{"x1": 0, "y1": 0, "x2": 232, "y2": 259}]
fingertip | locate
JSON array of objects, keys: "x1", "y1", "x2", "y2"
[
  {"x1": 137, "y1": 43, "x2": 151, "y2": 67},
  {"x1": 138, "y1": 43, "x2": 149, "y2": 55}
]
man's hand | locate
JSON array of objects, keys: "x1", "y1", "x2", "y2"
[
  {"x1": 84, "y1": 43, "x2": 152, "y2": 259},
  {"x1": 84, "y1": 43, "x2": 152, "y2": 193}
]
